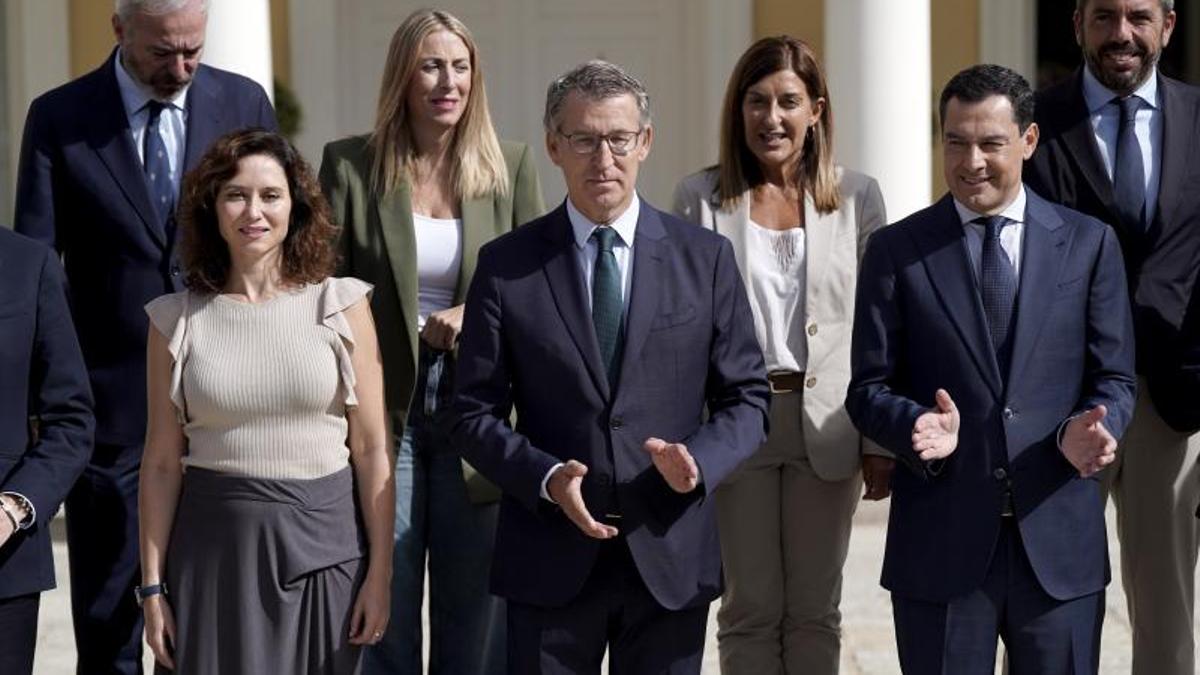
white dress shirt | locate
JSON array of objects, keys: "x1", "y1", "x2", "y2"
[
  {"x1": 114, "y1": 48, "x2": 189, "y2": 195},
  {"x1": 1081, "y1": 64, "x2": 1162, "y2": 224},
  {"x1": 954, "y1": 186, "x2": 1028, "y2": 287}
]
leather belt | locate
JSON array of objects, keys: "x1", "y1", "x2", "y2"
[{"x1": 768, "y1": 371, "x2": 806, "y2": 394}]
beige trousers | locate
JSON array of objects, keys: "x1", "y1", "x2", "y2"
[
  {"x1": 715, "y1": 390, "x2": 862, "y2": 675},
  {"x1": 1105, "y1": 379, "x2": 1200, "y2": 675}
]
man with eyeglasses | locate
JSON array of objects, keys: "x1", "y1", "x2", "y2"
[{"x1": 452, "y1": 60, "x2": 769, "y2": 673}]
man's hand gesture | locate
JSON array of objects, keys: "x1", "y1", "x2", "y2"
[
  {"x1": 912, "y1": 389, "x2": 960, "y2": 461},
  {"x1": 643, "y1": 438, "x2": 700, "y2": 493},
  {"x1": 547, "y1": 460, "x2": 618, "y2": 539},
  {"x1": 1061, "y1": 405, "x2": 1117, "y2": 477}
]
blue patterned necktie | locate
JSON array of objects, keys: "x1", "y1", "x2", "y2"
[
  {"x1": 143, "y1": 100, "x2": 176, "y2": 235},
  {"x1": 1112, "y1": 96, "x2": 1146, "y2": 232},
  {"x1": 976, "y1": 215, "x2": 1017, "y2": 377},
  {"x1": 591, "y1": 226, "x2": 624, "y2": 387}
]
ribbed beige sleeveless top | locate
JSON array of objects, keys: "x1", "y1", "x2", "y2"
[{"x1": 145, "y1": 277, "x2": 373, "y2": 479}]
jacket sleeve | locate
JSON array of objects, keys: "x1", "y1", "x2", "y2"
[
  {"x1": 845, "y1": 230, "x2": 931, "y2": 477},
  {"x1": 682, "y1": 238, "x2": 770, "y2": 493},
  {"x1": 2, "y1": 248, "x2": 94, "y2": 526}
]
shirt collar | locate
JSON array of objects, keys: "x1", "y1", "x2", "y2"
[
  {"x1": 567, "y1": 196, "x2": 640, "y2": 250},
  {"x1": 114, "y1": 47, "x2": 189, "y2": 119},
  {"x1": 954, "y1": 185, "x2": 1027, "y2": 227},
  {"x1": 1082, "y1": 63, "x2": 1159, "y2": 114}
]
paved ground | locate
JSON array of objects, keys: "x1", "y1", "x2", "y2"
[{"x1": 32, "y1": 500, "x2": 1199, "y2": 674}]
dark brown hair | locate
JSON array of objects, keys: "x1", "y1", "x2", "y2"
[
  {"x1": 178, "y1": 129, "x2": 339, "y2": 292},
  {"x1": 716, "y1": 35, "x2": 840, "y2": 214}
]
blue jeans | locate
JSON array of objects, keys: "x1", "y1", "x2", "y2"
[{"x1": 364, "y1": 346, "x2": 504, "y2": 675}]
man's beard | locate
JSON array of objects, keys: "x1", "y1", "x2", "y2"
[{"x1": 1085, "y1": 39, "x2": 1160, "y2": 95}]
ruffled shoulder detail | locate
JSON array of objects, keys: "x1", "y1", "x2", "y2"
[
  {"x1": 318, "y1": 277, "x2": 374, "y2": 407},
  {"x1": 144, "y1": 291, "x2": 191, "y2": 420}
]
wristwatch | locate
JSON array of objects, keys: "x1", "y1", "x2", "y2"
[{"x1": 134, "y1": 582, "x2": 168, "y2": 607}]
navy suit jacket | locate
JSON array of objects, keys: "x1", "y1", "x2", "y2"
[
  {"x1": 452, "y1": 199, "x2": 769, "y2": 610},
  {"x1": 846, "y1": 189, "x2": 1136, "y2": 603},
  {"x1": 1026, "y1": 70, "x2": 1200, "y2": 429},
  {"x1": 0, "y1": 227, "x2": 93, "y2": 600},
  {"x1": 13, "y1": 50, "x2": 277, "y2": 447}
]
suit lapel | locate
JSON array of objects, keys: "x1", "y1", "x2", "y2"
[
  {"x1": 804, "y1": 193, "x2": 831, "y2": 307},
  {"x1": 541, "y1": 205, "x2": 610, "y2": 399},
  {"x1": 88, "y1": 52, "x2": 165, "y2": 248},
  {"x1": 1058, "y1": 72, "x2": 1122, "y2": 230},
  {"x1": 375, "y1": 182, "x2": 419, "y2": 351},
  {"x1": 912, "y1": 196, "x2": 1003, "y2": 399},
  {"x1": 1006, "y1": 192, "x2": 1069, "y2": 387},
  {"x1": 454, "y1": 196, "x2": 492, "y2": 305},
  {"x1": 1153, "y1": 75, "x2": 1197, "y2": 232},
  {"x1": 616, "y1": 201, "x2": 666, "y2": 384}
]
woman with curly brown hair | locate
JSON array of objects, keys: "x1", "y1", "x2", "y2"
[{"x1": 137, "y1": 129, "x2": 395, "y2": 674}]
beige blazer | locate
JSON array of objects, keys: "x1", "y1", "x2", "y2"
[{"x1": 672, "y1": 167, "x2": 889, "y2": 481}]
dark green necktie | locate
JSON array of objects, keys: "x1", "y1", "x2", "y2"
[{"x1": 591, "y1": 226, "x2": 624, "y2": 386}]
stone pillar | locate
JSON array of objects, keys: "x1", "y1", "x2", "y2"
[
  {"x1": 825, "y1": 0, "x2": 932, "y2": 219},
  {"x1": 201, "y1": 0, "x2": 274, "y2": 102}
]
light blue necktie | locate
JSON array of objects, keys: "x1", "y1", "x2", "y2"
[
  {"x1": 143, "y1": 100, "x2": 176, "y2": 237},
  {"x1": 591, "y1": 227, "x2": 624, "y2": 387}
]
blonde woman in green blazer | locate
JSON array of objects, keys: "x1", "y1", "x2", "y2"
[{"x1": 318, "y1": 9, "x2": 543, "y2": 675}]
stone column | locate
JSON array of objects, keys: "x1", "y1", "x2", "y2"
[
  {"x1": 825, "y1": 0, "x2": 932, "y2": 219},
  {"x1": 202, "y1": 0, "x2": 274, "y2": 102}
]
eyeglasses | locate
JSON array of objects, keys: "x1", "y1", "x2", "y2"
[{"x1": 557, "y1": 129, "x2": 644, "y2": 156}]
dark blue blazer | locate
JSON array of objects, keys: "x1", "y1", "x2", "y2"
[
  {"x1": 846, "y1": 189, "x2": 1136, "y2": 603},
  {"x1": 0, "y1": 227, "x2": 94, "y2": 600},
  {"x1": 13, "y1": 50, "x2": 277, "y2": 446},
  {"x1": 453, "y1": 200, "x2": 769, "y2": 610},
  {"x1": 1027, "y1": 70, "x2": 1200, "y2": 427}
]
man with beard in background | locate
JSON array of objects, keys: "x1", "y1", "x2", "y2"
[{"x1": 1026, "y1": 2, "x2": 1200, "y2": 674}]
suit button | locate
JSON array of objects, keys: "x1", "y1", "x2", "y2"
[
  {"x1": 805, "y1": 376, "x2": 817, "y2": 389},
  {"x1": 993, "y1": 468, "x2": 1008, "y2": 481},
  {"x1": 1002, "y1": 407, "x2": 1015, "y2": 420},
  {"x1": 610, "y1": 417, "x2": 623, "y2": 430},
  {"x1": 170, "y1": 265, "x2": 180, "y2": 277},
  {"x1": 807, "y1": 324, "x2": 818, "y2": 337}
]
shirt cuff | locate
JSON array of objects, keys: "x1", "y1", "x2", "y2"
[
  {"x1": 1056, "y1": 414, "x2": 1084, "y2": 450},
  {"x1": 540, "y1": 463, "x2": 565, "y2": 503},
  {"x1": 1, "y1": 492, "x2": 36, "y2": 529}
]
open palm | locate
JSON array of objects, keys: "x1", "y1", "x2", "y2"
[{"x1": 911, "y1": 388, "x2": 960, "y2": 460}]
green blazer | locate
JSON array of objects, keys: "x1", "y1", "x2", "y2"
[{"x1": 319, "y1": 135, "x2": 545, "y2": 502}]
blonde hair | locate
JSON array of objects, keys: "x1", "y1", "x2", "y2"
[
  {"x1": 716, "y1": 36, "x2": 840, "y2": 214},
  {"x1": 370, "y1": 8, "x2": 508, "y2": 198}
]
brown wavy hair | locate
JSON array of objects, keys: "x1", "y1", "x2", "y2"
[
  {"x1": 716, "y1": 35, "x2": 841, "y2": 214},
  {"x1": 178, "y1": 129, "x2": 339, "y2": 292}
]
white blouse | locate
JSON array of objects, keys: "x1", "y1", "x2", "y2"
[{"x1": 745, "y1": 219, "x2": 808, "y2": 373}]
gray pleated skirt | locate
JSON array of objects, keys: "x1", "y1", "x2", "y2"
[{"x1": 160, "y1": 466, "x2": 366, "y2": 675}]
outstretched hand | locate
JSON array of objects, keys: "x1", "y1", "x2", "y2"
[
  {"x1": 547, "y1": 460, "x2": 619, "y2": 539},
  {"x1": 643, "y1": 438, "x2": 700, "y2": 493},
  {"x1": 911, "y1": 389, "x2": 960, "y2": 461},
  {"x1": 1061, "y1": 405, "x2": 1117, "y2": 477}
]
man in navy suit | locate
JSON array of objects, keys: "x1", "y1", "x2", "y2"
[
  {"x1": 452, "y1": 61, "x2": 769, "y2": 674},
  {"x1": 846, "y1": 64, "x2": 1136, "y2": 673},
  {"x1": 1024, "y1": 2, "x2": 1200, "y2": 672},
  {"x1": 13, "y1": 0, "x2": 277, "y2": 671},
  {"x1": 0, "y1": 227, "x2": 94, "y2": 675}
]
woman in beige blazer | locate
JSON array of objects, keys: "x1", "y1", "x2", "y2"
[
  {"x1": 673, "y1": 36, "x2": 891, "y2": 675},
  {"x1": 318, "y1": 9, "x2": 543, "y2": 675}
]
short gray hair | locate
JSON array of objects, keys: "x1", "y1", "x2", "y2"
[
  {"x1": 1075, "y1": 0, "x2": 1173, "y2": 11},
  {"x1": 543, "y1": 60, "x2": 652, "y2": 131},
  {"x1": 114, "y1": 0, "x2": 208, "y2": 21}
]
